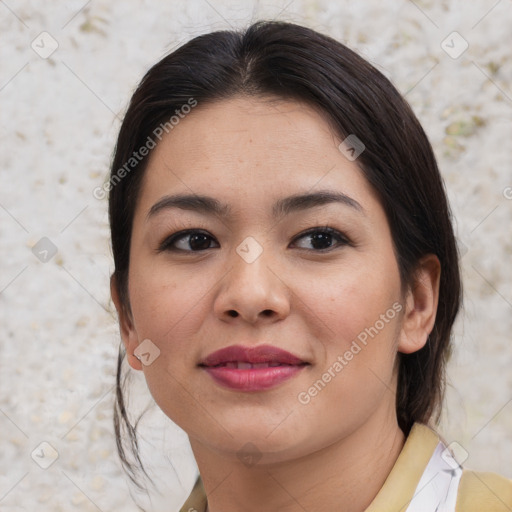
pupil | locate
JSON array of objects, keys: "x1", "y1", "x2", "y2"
[
  {"x1": 190, "y1": 234, "x2": 210, "y2": 250},
  {"x1": 311, "y1": 232, "x2": 332, "y2": 250}
]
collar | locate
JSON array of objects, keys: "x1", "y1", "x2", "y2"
[{"x1": 179, "y1": 422, "x2": 448, "y2": 512}]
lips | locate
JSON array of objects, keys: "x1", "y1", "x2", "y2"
[
  {"x1": 199, "y1": 344, "x2": 309, "y2": 391},
  {"x1": 198, "y1": 344, "x2": 308, "y2": 368},
  {"x1": 210, "y1": 361, "x2": 292, "y2": 369}
]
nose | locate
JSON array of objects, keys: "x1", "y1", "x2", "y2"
[{"x1": 213, "y1": 243, "x2": 291, "y2": 324}]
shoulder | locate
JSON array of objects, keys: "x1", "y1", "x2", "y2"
[
  {"x1": 179, "y1": 475, "x2": 207, "y2": 512},
  {"x1": 456, "y1": 469, "x2": 512, "y2": 511}
]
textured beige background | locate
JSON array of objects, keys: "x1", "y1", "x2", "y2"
[{"x1": 1, "y1": 1, "x2": 511, "y2": 510}]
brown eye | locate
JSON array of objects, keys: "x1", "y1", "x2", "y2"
[
  {"x1": 159, "y1": 230, "x2": 219, "y2": 252},
  {"x1": 158, "y1": 226, "x2": 351, "y2": 254},
  {"x1": 292, "y1": 226, "x2": 350, "y2": 251}
]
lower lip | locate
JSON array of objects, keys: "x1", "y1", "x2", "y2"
[{"x1": 201, "y1": 364, "x2": 308, "y2": 391}]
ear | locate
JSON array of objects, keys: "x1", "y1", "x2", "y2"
[
  {"x1": 397, "y1": 254, "x2": 441, "y2": 354},
  {"x1": 110, "y1": 274, "x2": 142, "y2": 371}
]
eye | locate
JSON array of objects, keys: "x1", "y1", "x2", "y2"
[
  {"x1": 291, "y1": 226, "x2": 351, "y2": 251},
  {"x1": 158, "y1": 226, "x2": 351, "y2": 253},
  {"x1": 158, "y1": 230, "x2": 219, "y2": 252}
]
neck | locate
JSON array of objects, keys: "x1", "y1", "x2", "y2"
[{"x1": 189, "y1": 410, "x2": 405, "y2": 512}]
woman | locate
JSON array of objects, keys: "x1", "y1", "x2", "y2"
[{"x1": 108, "y1": 20, "x2": 512, "y2": 511}]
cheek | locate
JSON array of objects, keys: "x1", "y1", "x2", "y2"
[
  {"x1": 129, "y1": 263, "x2": 207, "y2": 340},
  {"x1": 127, "y1": 260, "x2": 213, "y2": 430},
  {"x1": 299, "y1": 251, "x2": 403, "y2": 399},
  {"x1": 294, "y1": 269, "x2": 402, "y2": 433},
  {"x1": 305, "y1": 256, "x2": 402, "y2": 348},
  {"x1": 127, "y1": 249, "x2": 210, "y2": 358}
]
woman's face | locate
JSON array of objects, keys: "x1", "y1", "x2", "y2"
[{"x1": 117, "y1": 96, "x2": 414, "y2": 462}]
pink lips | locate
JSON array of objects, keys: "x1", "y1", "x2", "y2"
[{"x1": 198, "y1": 344, "x2": 309, "y2": 391}]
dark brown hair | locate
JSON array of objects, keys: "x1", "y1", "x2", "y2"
[{"x1": 108, "y1": 19, "x2": 462, "y2": 490}]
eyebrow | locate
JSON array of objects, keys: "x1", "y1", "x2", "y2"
[{"x1": 146, "y1": 189, "x2": 364, "y2": 222}]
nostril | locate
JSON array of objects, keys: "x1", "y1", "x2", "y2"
[{"x1": 228, "y1": 310, "x2": 238, "y2": 317}]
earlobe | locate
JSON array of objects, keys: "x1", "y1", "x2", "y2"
[
  {"x1": 397, "y1": 254, "x2": 441, "y2": 355},
  {"x1": 110, "y1": 274, "x2": 143, "y2": 371}
]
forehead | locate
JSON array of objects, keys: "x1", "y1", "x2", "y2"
[
  {"x1": 152, "y1": 96, "x2": 338, "y2": 163},
  {"x1": 182, "y1": 95, "x2": 336, "y2": 142},
  {"x1": 136, "y1": 95, "x2": 378, "y2": 220}
]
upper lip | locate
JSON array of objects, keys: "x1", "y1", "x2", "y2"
[{"x1": 199, "y1": 344, "x2": 308, "y2": 367}]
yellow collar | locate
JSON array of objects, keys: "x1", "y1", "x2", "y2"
[{"x1": 179, "y1": 422, "x2": 440, "y2": 512}]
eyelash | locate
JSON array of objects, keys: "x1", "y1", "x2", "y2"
[{"x1": 157, "y1": 226, "x2": 352, "y2": 253}]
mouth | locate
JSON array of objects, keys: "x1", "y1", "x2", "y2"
[
  {"x1": 199, "y1": 361, "x2": 309, "y2": 369},
  {"x1": 199, "y1": 361, "x2": 310, "y2": 391},
  {"x1": 198, "y1": 343, "x2": 309, "y2": 368},
  {"x1": 197, "y1": 344, "x2": 310, "y2": 390}
]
